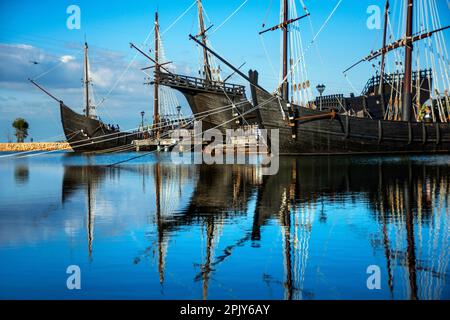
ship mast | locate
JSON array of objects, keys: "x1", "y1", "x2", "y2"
[
  {"x1": 84, "y1": 42, "x2": 91, "y2": 118},
  {"x1": 378, "y1": 0, "x2": 389, "y2": 113},
  {"x1": 402, "y1": 0, "x2": 413, "y2": 122},
  {"x1": 154, "y1": 12, "x2": 160, "y2": 139},
  {"x1": 197, "y1": 0, "x2": 212, "y2": 82},
  {"x1": 155, "y1": 162, "x2": 165, "y2": 284},
  {"x1": 202, "y1": 217, "x2": 215, "y2": 300},
  {"x1": 258, "y1": 1, "x2": 309, "y2": 102},
  {"x1": 87, "y1": 169, "x2": 95, "y2": 261},
  {"x1": 282, "y1": 0, "x2": 289, "y2": 102}
]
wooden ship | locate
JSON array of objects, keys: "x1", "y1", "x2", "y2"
[
  {"x1": 155, "y1": 0, "x2": 257, "y2": 131},
  {"x1": 192, "y1": 0, "x2": 450, "y2": 155},
  {"x1": 130, "y1": 11, "x2": 191, "y2": 150},
  {"x1": 30, "y1": 43, "x2": 142, "y2": 152}
]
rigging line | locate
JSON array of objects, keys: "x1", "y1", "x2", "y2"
[
  {"x1": 108, "y1": 94, "x2": 278, "y2": 167},
  {"x1": 149, "y1": 81, "x2": 251, "y2": 118},
  {"x1": 88, "y1": 143, "x2": 136, "y2": 155},
  {"x1": 17, "y1": 98, "x2": 244, "y2": 160},
  {"x1": 428, "y1": 0, "x2": 445, "y2": 92},
  {"x1": 0, "y1": 130, "x2": 82, "y2": 159},
  {"x1": 97, "y1": 28, "x2": 155, "y2": 108},
  {"x1": 201, "y1": 4, "x2": 213, "y2": 27},
  {"x1": 432, "y1": 1, "x2": 450, "y2": 81},
  {"x1": 145, "y1": 94, "x2": 277, "y2": 164},
  {"x1": 431, "y1": 0, "x2": 450, "y2": 90},
  {"x1": 16, "y1": 122, "x2": 161, "y2": 158},
  {"x1": 193, "y1": 100, "x2": 250, "y2": 123},
  {"x1": 67, "y1": 125, "x2": 141, "y2": 145},
  {"x1": 220, "y1": 86, "x2": 252, "y2": 127},
  {"x1": 161, "y1": 0, "x2": 197, "y2": 36},
  {"x1": 310, "y1": 0, "x2": 342, "y2": 44},
  {"x1": 31, "y1": 48, "x2": 84, "y2": 81},
  {"x1": 262, "y1": 0, "x2": 273, "y2": 27},
  {"x1": 19, "y1": 92, "x2": 259, "y2": 160},
  {"x1": 192, "y1": 94, "x2": 278, "y2": 150},
  {"x1": 387, "y1": 18, "x2": 402, "y2": 71},
  {"x1": 302, "y1": 1, "x2": 326, "y2": 73},
  {"x1": 276, "y1": 0, "x2": 342, "y2": 94},
  {"x1": 343, "y1": 73, "x2": 361, "y2": 97},
  {"x1": 209, "y1": 0, "x2": 249, "y2": 36},
  {"x1": 16, "y1": 128, "x2": 143, "y2": 159}
]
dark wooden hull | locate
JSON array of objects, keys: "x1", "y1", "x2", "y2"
[
  {"x1": 181, "y1": 90, "x2": 255, "y2": 131},
  {"x1": 255, "y1": 89, "x2": 450, "y2": 155},
  {"x1": 60, "y1": 103, "x2": 140, "y2": 152},
  {"x1": 157, "y1": 72, "x2": 257, "y2": 131}
]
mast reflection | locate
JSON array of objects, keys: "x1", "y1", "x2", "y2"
[{"x1": 60, "y1": 156, "x2": 449, "y2": 300}]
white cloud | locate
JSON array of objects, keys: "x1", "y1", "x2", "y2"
[
  {"x1": 15, "y1": 44, "x2": 34, "y2": 50},
  {"x1": 90, "y1": 67, "x2": 114, "y2": 88},
  {"x1": 0, "y1": 41, "x2": 193, "y2": 141},
  {"x1": 60, "y1": 55, "x2": 75, "y2": 63}
]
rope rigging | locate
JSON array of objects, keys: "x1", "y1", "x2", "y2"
[{"x1": 343, "y1": 0, "x2": 450, "y2": 122}]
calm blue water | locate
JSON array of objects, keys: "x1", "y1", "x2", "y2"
[{"x1": 0, "y1": 152, "x2": 449, "y2": 300}]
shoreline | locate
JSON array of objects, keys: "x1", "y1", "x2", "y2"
[{"x1": 0, "y1": 142, "x2": 72, "y2": 152}]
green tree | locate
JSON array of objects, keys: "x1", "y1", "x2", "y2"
[{"x1": 12, "y1": 118, "x2": 29, "y2": 143}]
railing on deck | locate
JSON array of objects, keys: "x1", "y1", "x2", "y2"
[
  {"x1": 158, "y1": 72, "x2": 246, "y2": 95},
  {"x1": 362, "y1": 69, "x2": 432, "y2": 95}
]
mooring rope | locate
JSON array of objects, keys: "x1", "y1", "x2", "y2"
[
  {"x1": 11, "y1": 97, "x2": 252, "y2": 159},
  {"x1": 106, "y1": 94, "x2": 278, "y2": 167}
]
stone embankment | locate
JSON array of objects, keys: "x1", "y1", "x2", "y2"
[{"x1": 0, "y1": 142, "x2": 72, "y2": 152}]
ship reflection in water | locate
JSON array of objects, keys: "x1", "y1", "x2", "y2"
[{"x1": 0, "y1": 154, "x2": 448, "y2": 300}]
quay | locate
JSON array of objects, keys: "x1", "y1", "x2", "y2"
[
  {"x1": 132, "y1": 128, "x2": 268, "y2": 153},
  {"x1": 132, "y1": 137, "x2": 202, "y2": 151},
  {"x1": 0, "y1": 142, "x2": 72, "y2": 152}
]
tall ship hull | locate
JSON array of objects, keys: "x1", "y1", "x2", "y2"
[
  {"x1": 254, "y1": 86, "x2": 450, "y2": 155},
  {"x1": 192, "y1": 0, "x2": 450, "y2": 156},
  {"x1": 153, "y1": 0, "x2": 257, "y2": 132},
  {"x1": 60, "y1": 102, "x2": 141, "y2": 152},
  {"x1": 158, "y1": 72, "x2": 256, "y2": 131},
  {"x1": 31, "y1": 41, "x2": 142, "y2": 153}
]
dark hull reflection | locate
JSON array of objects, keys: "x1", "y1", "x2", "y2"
[{"x1": 59, "y1": 156, "x2": 449, "y2": 300}]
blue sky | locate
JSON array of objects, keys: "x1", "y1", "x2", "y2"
[{"x1": 0, "y1": 0, "x2": 449, "y2": 141}]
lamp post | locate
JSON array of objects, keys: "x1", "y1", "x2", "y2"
[
  {"x1": 316, "y1": 84, "x2": 326, "y2": 111},
  {"x1": 176, "y1": 105, "x2": 182, "y2": 126},
  {"x1": 140, "y1": 111, "x2": 145, "y2": 130}
]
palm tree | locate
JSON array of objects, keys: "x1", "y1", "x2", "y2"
[{"x1": 12, "y1": 118, "x2": 29, "y2": 143}]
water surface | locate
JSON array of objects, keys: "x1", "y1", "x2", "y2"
[{"x1": 0, "y1": 152, "x2": 449, "y2": 300}]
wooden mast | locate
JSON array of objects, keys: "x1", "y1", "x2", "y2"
[
  {"x1": 84, "y1": 42, "x2": 91, "y2": 118},
  {"x1": 87, "y1": 168, "x2": 94, "y2": 261},
  {"x1": 154, "y1": 162, "x2": 164, "y2": 284},
  {"x1": 402, "y1": 0, "x2": 413, "y2": 121},
  {"x1": 197, "y1": 0, "x2": 212, "y2": 82},
  {"x1": 281, "y1": 188, "x2": 293, "y2": 300},
  {"x1": 202, "y1": 217, "x2": 215, "y2": 300},
  {"x1": 258, "y1": 1, "x2": 309, "y2": 101},
  {"x1": 344, "y1": 25, "x2": 450, "y2": 74},
  {"x1": 404, "y1": 167, "x2": 418, "y2": 300},
  {"x1": 282, "y1": 0, "x2": 289, "y2": 102},
  {"x1": 378, "y1": 0, "x2": 389, "y2": 113},
  {"x1": 154, "y1": 12, "x2": 160, "y2": 139}
]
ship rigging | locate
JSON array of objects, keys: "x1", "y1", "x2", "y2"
[{"x1": 191, "y1": 0, "x2": 450, "y2": 155}]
